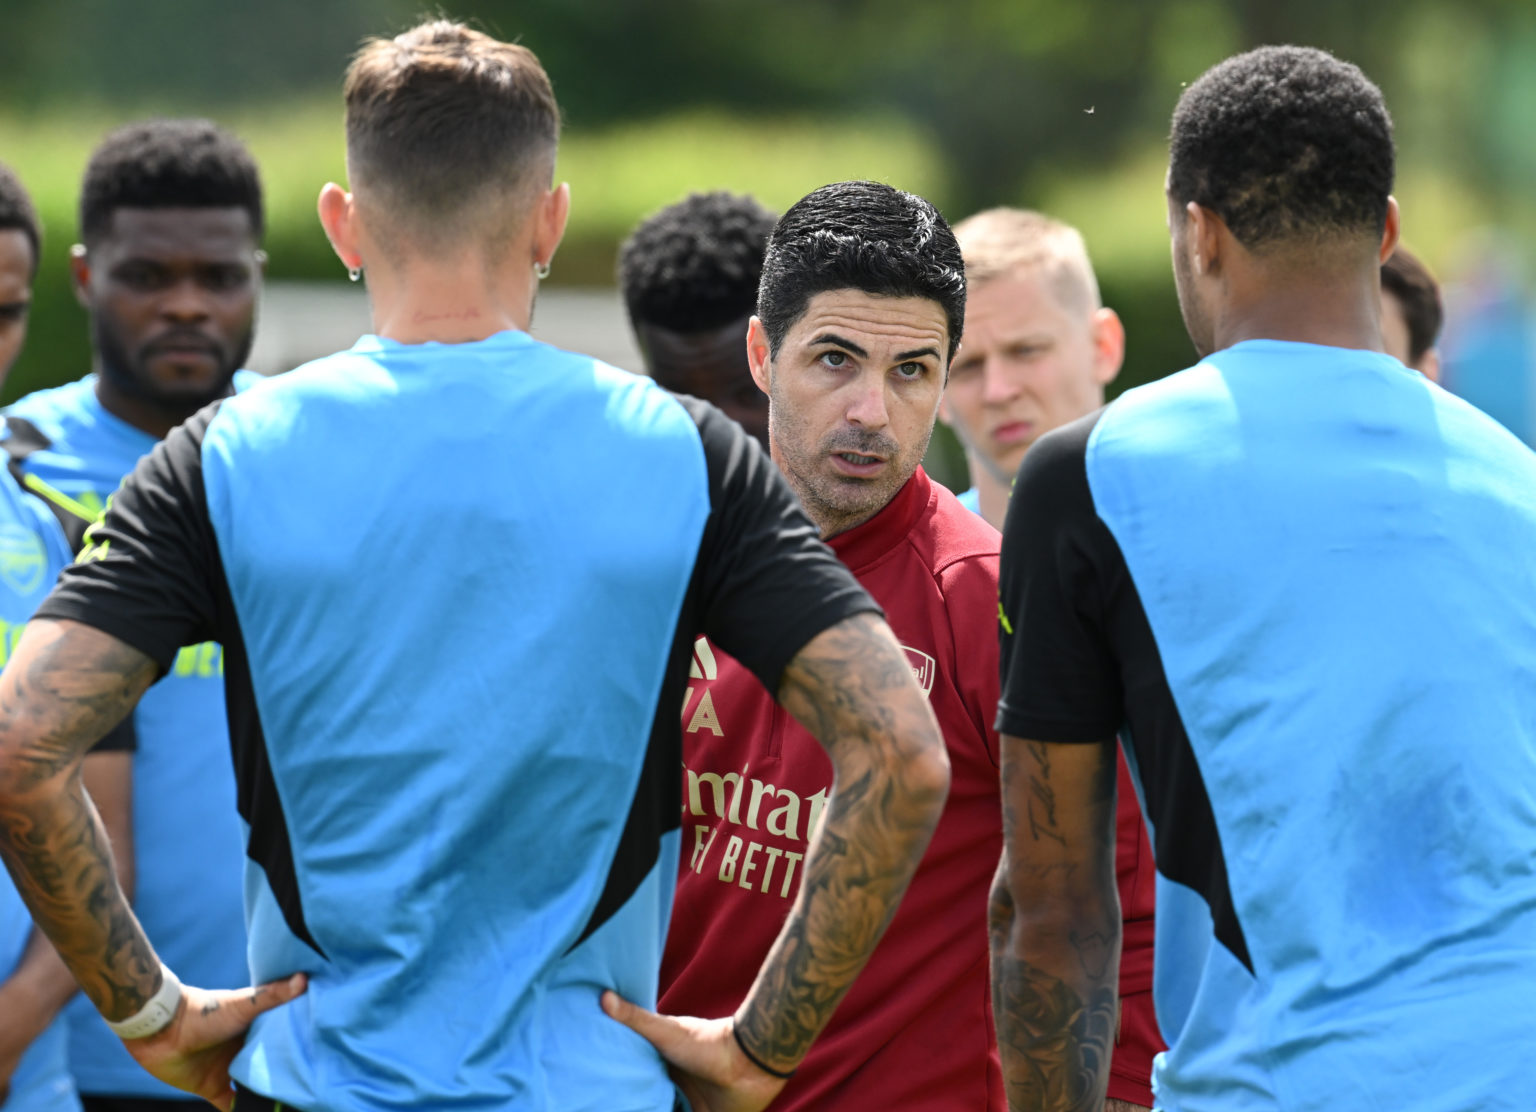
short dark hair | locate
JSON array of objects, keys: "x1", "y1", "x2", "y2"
[
  {"x1": 0, "y1": 163, "x2": 40, "y2": 274},
  {"x1": 619, "y1": 192, "x2": 776, "y2": 333},
  {"x1": 1382, "y1": 246, "x2": 1442, "y2": 364},
  {"x1": 1169, "y1": 46, "x2": 1394, "y2": 251},
  {"x1": 79, "y1": 118, "x2": 263, "y2": 246},
  {"x1": 758, "y1": 181, "x2": 966, "y2": 361},
  {"x1": 344, "y1": 20, "x2": 560, "y2": 234}
]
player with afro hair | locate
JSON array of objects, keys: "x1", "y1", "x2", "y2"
[{"x1": 619, "y1": 191, "x2": 776, "y2": 444}]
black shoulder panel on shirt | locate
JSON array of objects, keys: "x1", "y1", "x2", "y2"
[{"x1": 998, "y1": 406, "x2": 1253, "y2": 973}]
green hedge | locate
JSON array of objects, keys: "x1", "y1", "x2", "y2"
[{"x1": 0, "y1": 104, "x2": 1484, "y2": 425}]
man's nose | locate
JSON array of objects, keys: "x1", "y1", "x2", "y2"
[
  {"x1": 159, "y1": 277, "x2": 212, "y2": 321},
  {"x1": 981, "y1": 358, "x2": 1019, "y2": 405},
  {"x1": 845, "y1": 374, "x2": 891, "y2": 429}
]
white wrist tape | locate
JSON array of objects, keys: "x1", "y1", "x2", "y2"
[{"x1": 106, "y1": 963, "x2": 182, "y2": 1040}]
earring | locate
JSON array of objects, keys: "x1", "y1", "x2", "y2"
[
  {"x1": 347, "y1": 266, "x2": 362, "y2": 283},
  {"x1": 533, "y1": 260, "x2": 551, "y2": 280}
]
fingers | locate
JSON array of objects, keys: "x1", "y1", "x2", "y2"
[
  {"x1": 191, "y1": 974, "x2": 309, "y2": 1044},
  {"x1": 248, "y1": 972, "x2": 308, "y2": 1017},
  {"x1": 601, "y1": 990, "x2": 688, "y2": 1057}
]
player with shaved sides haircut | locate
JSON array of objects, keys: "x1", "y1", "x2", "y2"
[{"x1": 0, "y1": 22, "x2": 948, "y2": 1112}]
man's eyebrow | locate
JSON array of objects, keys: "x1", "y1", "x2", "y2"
[
  {"x1": 894, "y1": 346, "x2": 941, "y2": 362},
  {"x1": 810, "y1": 332, "x2": 868, "y2": 358}
]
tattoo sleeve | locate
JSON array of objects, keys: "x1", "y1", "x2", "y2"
[
  {"x1": 0, "y1": 619, "x2": 160, "y2": 1020},
  {"x1": 990, "y1": 735, "x2": 1121, "y2": 1112},
  {"x1": 731, "y1": 611, "x2": 950, "y2": 1075}
]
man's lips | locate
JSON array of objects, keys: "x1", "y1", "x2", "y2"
[
  {"x1": 990, "y1": 420, "x2": 1034, "y2": 448},
  {"x1": 829, "y1": 450, "x2": 887, "y2": 478}
]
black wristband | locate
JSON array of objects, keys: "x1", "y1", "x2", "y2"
[{"x1": 732, "y1": 1024, "x2": 797, "y2": 1080}]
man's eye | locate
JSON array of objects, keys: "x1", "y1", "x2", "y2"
[
  {"x1": 896, "y1": 362, "x2": 925, "y2": 379},
  {"x1": 202, "y1": 267, "x2": 249, "y2": 291},
  {"x1": 0, "y1": 304, "x2": 28, "y2": 324},
  {"x1": 820, "y1": 351, "x2": 848, "y2": 368},
  {"x1": 115, "y1": 266, "x2": 164, "y2": 290}
]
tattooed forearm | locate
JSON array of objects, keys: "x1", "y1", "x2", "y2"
[
  {"x1": 993, "y1": 953, "x2": 1117, "y2": 1111},
  {"x1": 992, "y1": 734, "x2": 1120, "y2": 1112},
  {"x1": 733, "y1": 612, "x2": 949, "y2": 1074},
  {"x1": 0, "y1": 620, "x2": 160, "y2": 1019}
]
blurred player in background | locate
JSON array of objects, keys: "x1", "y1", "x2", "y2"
[
  {"x1": 620, "y1": 190, "x2": 776, "y2": 445},
  {"x1": 4, "y1": 119, "x2": 261, "y2": 1112},
  {"x1": 650, "y1": 180, "x2": 1005, "y2": 1111},
  {"x1": 939, "y1": 209, "x2": 1122, "y2": 531},
  {"x1": 992, "y1": 45, "x2": 1536, "y2": 1111},
  {"x1": 0, "y1": 23, "x2": 950, "y2": 1112},
  {"x1": 1380, "y1": 245, "x2": 1442, "y2": 380},
  {"x1": 0, "y1": 163, "x2": 132, "y2": 1112},
  {"x1": 945, "y1": 207, "x2": 1160, "y2": 1111}
]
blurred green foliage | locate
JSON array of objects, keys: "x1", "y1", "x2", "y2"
[{"x1": 0, "y1": 0, "x2": 1531, "y2": 424}]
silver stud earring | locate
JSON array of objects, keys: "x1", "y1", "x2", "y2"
[
  {"x1": 533, "y1": 260, "x2": 551, "y2": 280},
  {"x1": 348, "y1": 266, "x2": 362, "y2": 283}
]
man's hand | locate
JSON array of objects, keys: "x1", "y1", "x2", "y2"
[
  {"x1": 601, "y1": 991, "x2": 788, "y2": 1112},
  {"x1": 123, "y1": 974, "x2": 307, "y2": 1112}
]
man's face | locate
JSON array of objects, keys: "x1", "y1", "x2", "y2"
[
  {"x1": 940, "y1": 266, "x2": 1115, "y2": 482},
  {"x1": 0, "y1": 229, "x2": 34, "y2": 380},
  {"x1": 79, "y1": 207, "x2": 260, "y2": 407},
  {"x1": 755, "y1": 289, "x2": 947, "y2": 536},
  {"x1": 635, "y1": 315, "x2": 768, "y2": 445},
  {"x1": 1168, "y1": 192, "x2": 1216, "y2": 359}
]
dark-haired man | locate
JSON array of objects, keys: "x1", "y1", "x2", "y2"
[
  {"x1": 624, "y1": 181, "x2": 1005, "y2": 1111},
  {"x1": 1381, "y1": 245, "x2": 1442, "y2": 380},
  {"x1": 5, "y1": 119, "x2": 262, "y2": 1112},
  {"x1": 620, "y1": 191, "x2": 775, "y2": 446},
  {"x1": 991, "y1": 45, "x2": 1536, "y2": 1111},
  {"x1": 0, "y1": 24, "x2": 948, "y2": 1112},
  {"x1": 0, "y1": 164, "x2": 134, "y2": 1112}
]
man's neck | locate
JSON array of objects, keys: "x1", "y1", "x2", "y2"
[
  {"x1": 1215, "y1": 268, "x2": 1386, "y2": 355},
  {"x1": 365, "y1": 256, "x2": 537, "y2": 345},
  {"x1": 94, "y1": 375, "x2": 204, "y2": 441},
  {"x1": 975, "y1": 466, "x2": 1010, "y2": 532}
]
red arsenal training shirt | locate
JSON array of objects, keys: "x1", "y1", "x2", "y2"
[{"x1": 660, "y1": 469, "x2": 1005, "y2": 1110}]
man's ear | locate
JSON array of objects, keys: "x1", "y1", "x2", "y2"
[
  {"x1": 1379, "y1": 196, "x2": 1401, "y2": 265},
  {"x1": 1186, "y1": 201, "x2": 1223, "y2": 277},
  {"x1": 1089, "y1": 307, "x2": 1125, "y2": 388},
  {"x1": 533, "y1": 181, "x2": 571, "y2": 273},
  {"x1": 317, "y1": 183, "x2": 361, "y2": 273},
  {"x1": 69, "y1": 244, "x2": 91, "y2": 310},
  {"x1": 746, "y1": 316, "x2": 772, "y2": 396}
]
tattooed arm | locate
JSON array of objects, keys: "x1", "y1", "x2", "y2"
[
  {"x1": 0, "y1": 748, "x2": 133, "y2": 1101},
  {"x1": 603, "y1": 612, "x2": 950, "y2": 1111},
  {"x1": 991, "y1": 734, "x2": 1121, "y2": 1112},
  {"x1": 0, "y1": 619, "x2": 305, "y2": 1112}
]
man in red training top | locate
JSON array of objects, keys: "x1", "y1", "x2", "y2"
[{"x1": 655, "y1": 180, "x2": 1004, "y2": 1110}]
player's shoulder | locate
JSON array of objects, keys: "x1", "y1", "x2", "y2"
[
  {"x1": 897, "y1": 473, "x2": 999, "y2": 596},
  {"x1": 5, "y1": 374, "x2": 99, "y2": 436}
]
